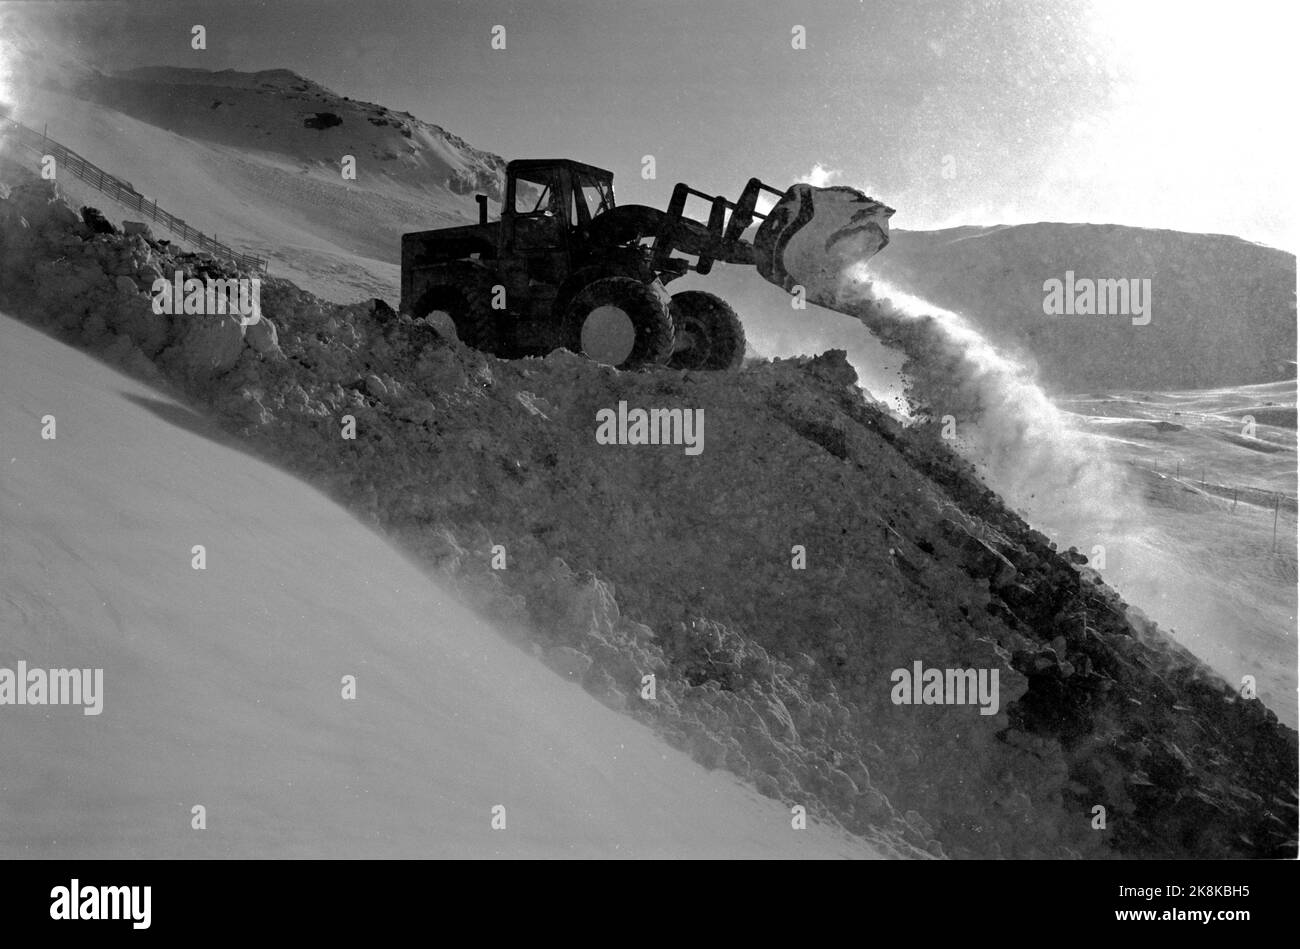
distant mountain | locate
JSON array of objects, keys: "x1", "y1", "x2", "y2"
[
  {"x1": 870, "y1": 223, "x2": 1297, "y2": 392},
  {"x1": 79, "y1": 66, "x2": 506, "y2": 201}
]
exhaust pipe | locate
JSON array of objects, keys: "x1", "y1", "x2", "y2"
[{"x1": 476, "y1": 194, "x2": 488, "y2": 225}]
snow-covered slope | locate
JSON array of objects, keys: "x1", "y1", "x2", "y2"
[
  {"x1": 6, "y1": 83, "x2": 407, "y2": 303},
  {"x1": 3, "y1": 50, "x2": 509, "y2": 303},
  {"x1": 1, "y1": 162, "x2": 1294, "y2": 859},
  {"x1": 0, "y1": 312, "x2": 882, "y2": 859},
  {"x1": 85, "y1": 66, "x2": 505, "y2": 204}
]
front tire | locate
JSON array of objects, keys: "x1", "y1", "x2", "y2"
[
  {"x1": 413, "y1": 269, "x2": 497, "y2": 353},
  {"x1": 562, "y1": 276, "x2": 674, "y2": 370},
  {"x1": 667, "y1": 290, "x2": 746, "y2": 370}
]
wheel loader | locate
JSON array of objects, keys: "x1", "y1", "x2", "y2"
[{"x1": 399, "y1": 158, "x2": 895, "y2": 370}]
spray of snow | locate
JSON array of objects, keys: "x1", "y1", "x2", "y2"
[
  {"x1": 832, "y1": 262, "x2": 1144, "y2": 550},
  {"x1": 801, "y1": 256, "x2": 1292, "y2": 727}
]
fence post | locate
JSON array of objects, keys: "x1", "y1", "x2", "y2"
[{"x1": 1273, "y1": 494, "x2": 1280, "y2": 552}]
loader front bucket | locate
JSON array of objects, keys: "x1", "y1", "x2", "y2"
[{"x1": 753, "y1": 183, "x2": 895, "y2": 295}]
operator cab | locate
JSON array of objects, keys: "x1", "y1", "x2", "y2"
[{"x1": 503, "y1": 159, "x2": 615, "y2": 229}]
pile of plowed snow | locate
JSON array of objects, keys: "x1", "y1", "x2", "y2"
[{"x1": 0, "y1": 312, "x2": 886, "y2": 859}]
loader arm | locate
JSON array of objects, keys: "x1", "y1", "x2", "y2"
[
  {"x1": 580, "y1": 173, "x2": 895, "y2": 305},
  {"x1": 650, "y1": 178, "x2": 788, "y2": 275}
]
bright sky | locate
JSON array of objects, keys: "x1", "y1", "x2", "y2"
[{"x1": 4, "y1": 0, "x2": 1297, "y2": 248}]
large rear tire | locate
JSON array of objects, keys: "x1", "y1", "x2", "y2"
[
  {"x1": 562, "y1": 277, "x2": 674, "y2": 370},
  {"x1": 667, "y1": 290, "x2": 746, "y2": 370},
  {"x1": 413, "y1": 270, "x2": 497, "y2": 353}
]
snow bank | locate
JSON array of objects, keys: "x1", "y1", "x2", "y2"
[{"x1": 0, "y1": 313, "x2": 886, "y2": 859}]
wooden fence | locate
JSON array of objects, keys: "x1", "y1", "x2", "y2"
[{"x1": 2, "y1": 118, "x2": 268, "y2": 273}]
